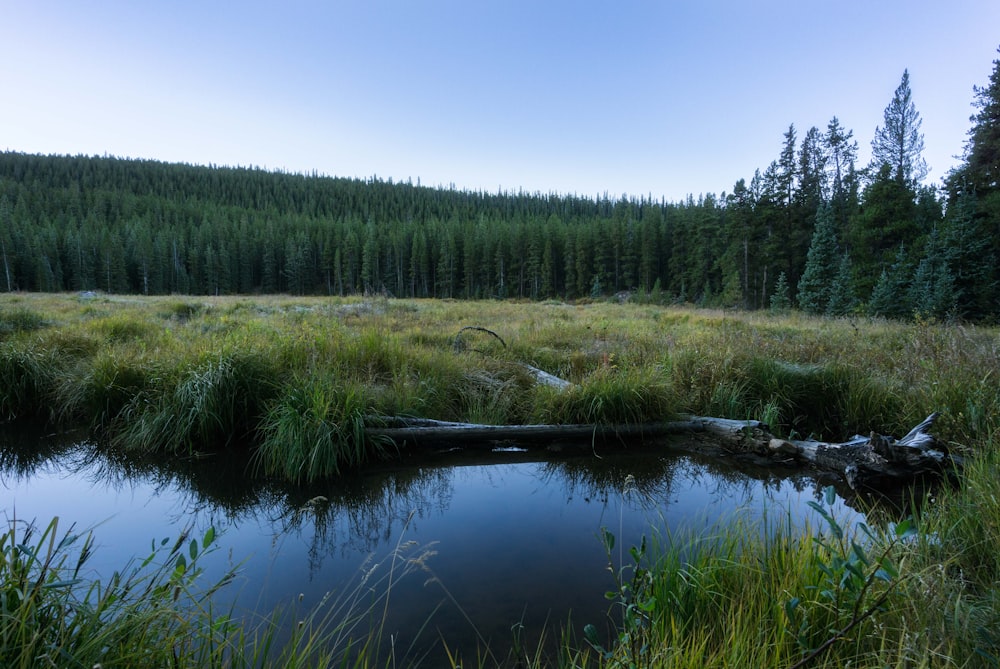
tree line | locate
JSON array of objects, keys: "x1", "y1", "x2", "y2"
[{"x1": 1, "y1": 49, "x2": 998, "y2": 321}]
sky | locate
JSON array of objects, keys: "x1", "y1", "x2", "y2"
[{"x1": 3, "y1": 1, "x2": 999, "y2": 203}]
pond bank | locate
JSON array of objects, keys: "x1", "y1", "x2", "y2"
[
  {"x1": 3, "y1": 294, "x2": 1000, "y2": 666},
  {"x1": 2, "y1": 427, "x2": 877, "y2": 666}
]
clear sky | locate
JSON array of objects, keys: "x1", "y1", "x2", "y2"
[{"x1": 3, "y1": 1, "x2": 999, "y2": 202}]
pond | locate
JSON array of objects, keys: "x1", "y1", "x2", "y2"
[{"x1": 1, "y1": 429, "x2": 874, "y2": 664}]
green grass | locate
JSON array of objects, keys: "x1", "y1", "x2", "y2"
[
  {"x1": 254, "y1": 376, "x2": 393, "y2": 482},
  {"x1": 3, "y1": 294, "x2": 1000, "y2": 666},
  {"x1": 1, "y1": 516, "x2": 234, "y2": 669},
  {"x1": 0, "y1": 514, "x2": 447, "y2": 669},
  {"x1": 1, "y1": 293, "x2": 997, "y2": 475},
  {"x1": 532, "y1": 363, "x2": 678, "y2": 425},
  {"x1": 583, "y1": 481, "x2": 993, "y2": 668}
]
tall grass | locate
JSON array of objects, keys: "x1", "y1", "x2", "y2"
[
  {"x1": 585, "y1": 484, "x2": 949, "y2": 668},
  {"x1": 0, "y1": 344, "x2": 54, "y2": 421},
  {"x1": 114, "y1": 350, "x2": 280, "y2": 455},
  {"x1": 0, "y1": 516, "x2": 235, "y2": 668},
  {"x1": 3, "y1": 295, "x2": 1000, "y2": 666},
  {"x1": 2, "y1": 293, "x2": 998, "y2": 475},
  {"x1": 0, "y1": 305, "x2": 49, "y2": 336},
  {"x1": 254, "y1": 377, "x2": 392, "y2": 483},
  {"x1": 532, "y1": 364, "x2": 678, "y2": 425},
  {"x1": 0, "y1": 514, "x2": 449, "y2": 669}
]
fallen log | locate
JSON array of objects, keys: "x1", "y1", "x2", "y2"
[
  {"x1": 367, "y1": 413, "x2": 953, "y2": 490},
  {"x1": 369, "y1": 416, "x2": 712, "y2": 445},
  {"x1": 435, "y1": 330, "x2": 952, "y2": 488},
  {"x1": 766, "y1": 412, "x2": 952, "y2": 489}
]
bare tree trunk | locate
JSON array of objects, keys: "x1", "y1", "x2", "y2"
[{"x1": 1, "y1": 239, "x2": 11, "y2": 292}]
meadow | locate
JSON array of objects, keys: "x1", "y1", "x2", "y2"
[{"x1": 2, "y1": 292, "x2": 999, "y2": 667}]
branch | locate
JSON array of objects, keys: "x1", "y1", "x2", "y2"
[{"x1": 452, "y1": 326, "x2": 506, "y2": 352}]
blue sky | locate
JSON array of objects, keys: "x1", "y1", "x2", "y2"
[{"x1": 3, "y1": 1, "x2": 999, "y2": 201}]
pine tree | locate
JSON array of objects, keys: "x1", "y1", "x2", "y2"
[
  {"x1": 945, "y1": 46, "x2": 1000, "y2": 317},
  {"x1": 940, "y1": 189, "x2": 994, "y2": 319},
  {"x1": 908, "y1": 228, "x2": 956, "y2": 321},
  {"x1": 797, "y1": 126, "x2": 828, "y2": 208},
  {"x1": 0, "y1": 196, "x2": 12, "y2": 292},
  {"x1": 871, "y1": 70, "x2": 928, "y2": 187},
  {"x1": 826, "y1": 255, "x2": 857, "y2": 317},
  {"x1": 823, "y1": 117, "x2": 860, "y2": 245},
  {"x1": 950, "y1": 46, "x2": 1000, "y2": 198},
  {"x1": 868, "y1": 245, "x2": 912, "y2": 319},
  {"x1": 796, "y1": 204, "x2": 839, "y2": 314},
  {"x1": 848, "y1": 164, "x2": 919, "y2": 296},
  {"x1": 770, "y1": 271, "x2": 791, "y2": 312},
  {"x1": 361, "y1": 219, "x2": 379, "y2": 294},
  {"x1": 824, "y1": 117, "x2": 858, "y2": 201}
]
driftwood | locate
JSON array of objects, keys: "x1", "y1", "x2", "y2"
[
  {"x1": 453, "y1": 325, "x2": 572, "y2": 390},
  {"x1": 766, "y1": 412, "x2": 951, "y2": 489},
  {"x1": 368, "y1": 413, "x2": 953, "y2": 490},
  {"x1": 433, "y1": 328, "x2": 953, "y2": 489}
]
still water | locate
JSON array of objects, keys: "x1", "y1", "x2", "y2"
[{"x1": 1, "y1": 430, "x2": 868, "y2": 662}]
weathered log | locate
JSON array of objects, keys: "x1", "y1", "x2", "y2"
[
  {"x1": 766, "y1": 412, "x2": 950, "y2": 489},
  {"x1": 518, "y1": 363, "x2": 574, "y2": 390},
  {"x1": 367, "y1": 413, "x2": 953, "y2": 489},
  {"x1": 368, "y1": 416, "x2": 710, "y2": 446},
  {"x1": 435, "y1": 333, "x2": 952, "y2": 488}
]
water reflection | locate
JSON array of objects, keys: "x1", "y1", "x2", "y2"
[{"x1": 1, "y1": 428, "x2": 902, "y2": 662}]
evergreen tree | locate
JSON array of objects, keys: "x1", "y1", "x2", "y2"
[
  {"x1": 949, "y1": 46, "x2": 1000, "y2": 202},
  {"x1": 868, "y1": 245, "x2": 912, "y2": 319},
  {"x1": 824, "y1": 117, "x2": 858, "y2": 201},
  {"x1": 940, "y1": 189, "x2": 994, "y2": 319},
  {"x1": 946, "y1": 45, "x2": 1000, "y2": 316},
  {"x1": 870, "y1": 70, "x2": 928, "y2": 187},
  {"x1": 823, "y1": 117, "x2": 860, "y2": 244},
  {"x1": 435, "y1": 227, "x2": 457, "y2": 298},
  {"x1": 0, "y1": 196, "x2": 12, "y2": 292},
  {"x1": 796, "y1": 204, "x2": 839, "y2": 314},
  {"x1": 908, "y1": 227, "x2": 956, "y2": 321},
  {"x1": 797, "y1": 126, "x2": 828, "y2": 208},
  {"x1": 826, "y1": 255, "x2": 857, "y2": 317},
  {"x1": 848, "y1": 164, "x2": 919, "y2": 296},
  {"x1": 361, "y1": 219, "x2": 379, "y2": 293},
  {"x1": 721, "y1": 179, "x2": 757, "y2": 309},
  {"x1": 769, "y1": 271, "x2": 791, "y2": 312}
]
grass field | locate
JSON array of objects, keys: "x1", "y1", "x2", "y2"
[{"x1": 2, "y1": 292, "x2": 999, "y2": 667}]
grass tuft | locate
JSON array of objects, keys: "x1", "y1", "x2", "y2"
[
  {"x1": 114, "y1": 351, "x2": 278, "y2": 454},
  {"x1": 254, "y1": 377, "x2": 393, "y2": 482},
  {"x1": 0, "y1": 344, "x2": 56, "y2": 421},
  {"x1": 533, "y1": 364, "x2": 678, "y2": 425},
  {"x1": 0, "y1": 517, "x2": 236, "y2": 669},
  {"x1": 0, "y1": 306, "x2": 49, "y2": 336}
]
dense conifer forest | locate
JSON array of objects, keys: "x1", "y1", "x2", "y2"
[{"x1": 2, "y1": 51, "x2": 998, "y2": 320}]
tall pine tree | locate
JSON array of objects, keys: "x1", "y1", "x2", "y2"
[{"x1": 870, "y1": 70, "x2": 929, "y2": 187}]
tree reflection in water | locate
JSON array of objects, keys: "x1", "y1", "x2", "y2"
[{"x1": 2, "y1": 427, "x2": 914, "y2": 663}]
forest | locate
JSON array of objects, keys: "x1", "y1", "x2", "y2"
[{"x1": 1, "y1": 51, "x2": 998, "y2": 321}]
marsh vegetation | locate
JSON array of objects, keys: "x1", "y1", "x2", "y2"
[{"x1": 2, "y1": 293, "x2": 1000, "y2": 666}]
